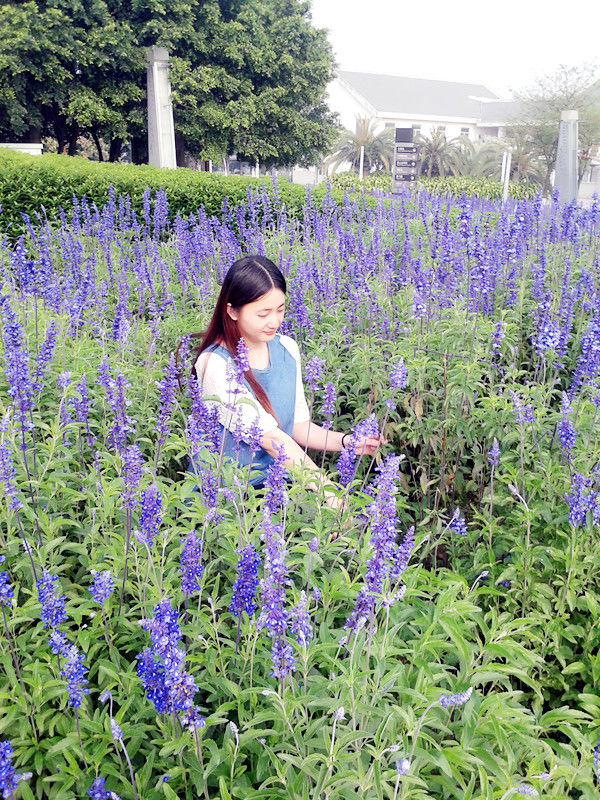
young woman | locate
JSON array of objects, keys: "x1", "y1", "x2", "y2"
[{"x1": 189, "y1": 254, "x2": 384, "y2": 510}]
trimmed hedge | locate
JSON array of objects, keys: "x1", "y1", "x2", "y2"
[
  {"x1": 0, "y1": 149, "x2": 369, "y2": 235},
  {"x1": 330, "y1": 170, "x2": 539, "y2": 200}
]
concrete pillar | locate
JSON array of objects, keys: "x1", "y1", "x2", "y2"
[
  {"x1": 146, "y1": 46, "x2": 177, "y2": 169},
  {"x1": 554, "y1": 110, "x2": 578, "y2": 203}
]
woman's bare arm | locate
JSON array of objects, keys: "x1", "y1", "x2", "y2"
[{"x1": 291, "y1": 421, "x2": 344, "y2": 451}]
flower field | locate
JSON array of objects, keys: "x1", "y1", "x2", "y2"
[{"x1": 0, "y1": 182, "x2": 599, "y2": 800}]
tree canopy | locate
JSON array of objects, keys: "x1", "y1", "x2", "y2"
[
  {"x1": 0, "y1": 0, "x2": 338, "y2": 166},
  {"x1": 507, "y1": 64, "x2": 600, "y2": 193}
]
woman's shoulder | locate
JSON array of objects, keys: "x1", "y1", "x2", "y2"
[
  {"x1": 194, "y1": 345, "x2": 230, "y2": 377},
  {"x1": 277, "y1": 333, "x2": 302, "y2": 361}
]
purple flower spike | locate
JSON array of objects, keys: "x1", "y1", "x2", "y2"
[
  {"x1": 89, "y1": 570, "x2": 114, "y2": 606},
  {"x1": 136, "y1": 485, "x2": 162, "y2": 548},
  {"x1": 390, "y1": 358, "x2": 408, "y2": 390},
  {"x1": 180, "y1": 530, "x2": 204, "y2": 596},
  {"x1": 321, "y1": 382, "x2": 336, "y2": 429},
  {"x1": 439, "y1": 686, "x2": 472, "y2": 708},
  {"x1": 305, "y1": 356, "x2": 323, "y2": 392},
  {"x1": 0, "y1": 444, "x2": 23, "y2": 512},
  {"x1": 230, "y1": 544, "x2": 260, "y2": 618},
  {"x1": 450, "y1": 511, "x2": 467, "y2": 537},
  {"x1": 60, "y1": 643, "x2": 89, "y2": 708},
  {"x1": 488, "y1": 438, "x2": 500, "y2": 467},
  {"x1": 37, "y1": 571, "x2": 67, "y2": 629},
  {"x1": 0, "y1": 740, "x2": 28, "y2": 798}
]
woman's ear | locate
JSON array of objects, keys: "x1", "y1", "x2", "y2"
[{"x1": 226, "y1": 303, "x2": 238, "y2": 321}]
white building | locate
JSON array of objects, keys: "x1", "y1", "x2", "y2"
[{"x1": 329, "y1": 70, "x2": 517, "y2": 142}]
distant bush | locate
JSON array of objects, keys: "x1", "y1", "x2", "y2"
[
  {"x1": 0, "y1": 149, "x2": 370, "y2": 234},
  {"x1": 330, "y1": 171, "x2": 538, "y2": 200}
]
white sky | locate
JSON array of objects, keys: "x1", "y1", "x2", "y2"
[{"x1": 310, "y1": 0, "x2": 600, "y2": 99}]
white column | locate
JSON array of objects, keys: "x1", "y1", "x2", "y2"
[
  {"x1": 554, "y1": 110, "x2": 578, "y2": 203},
  {"x1": 146, "y1": 46, "x2": 177, "y2": 169}
]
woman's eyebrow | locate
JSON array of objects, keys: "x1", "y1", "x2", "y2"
[{"x1": 258, "y1": 303, "x2": 286, "y2": 311}]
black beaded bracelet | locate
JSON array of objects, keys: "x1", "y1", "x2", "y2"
[{"x1": 341, "y1": 432, "x2": 350, "y2": 448}]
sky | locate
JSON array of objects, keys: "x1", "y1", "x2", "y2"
[{"x1": 310, "y1": 0, "x2": 600, "y2": 99}]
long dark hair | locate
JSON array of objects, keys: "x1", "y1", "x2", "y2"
[{"x1": 184, "y1": 255, "x2": 286, "y2": 417}]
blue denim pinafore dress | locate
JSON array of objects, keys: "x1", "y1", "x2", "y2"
[{"x1": 192, "y1": 334, "x2": 297, "y2": 486}]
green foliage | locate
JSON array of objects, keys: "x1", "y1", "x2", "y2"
[
  {"x1": 0, "y1": 149, "x2": 367, "y2": 235},
  {"x1": 0, "y1": 0, "x2": 338, "y2": 165},
  {"x1": 329, "y1": 171, "x2": 538, "y2": 200},
  {"x1": 0, "y1": 184, "x2": 598, "y2": 799}
]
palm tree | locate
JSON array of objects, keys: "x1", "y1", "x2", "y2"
[
  {"x1": 325, "y1": 118, "x2": 394, "y2": 177},
  {"x1": 415, "y1": 127, "x2": 463, "y2": 178},
  {"x1": 504, "y1": 128, "x2": 545, "y2": 186},
  {"x1": 453, "y1": 138, "x2": 505, "y2": 179}
]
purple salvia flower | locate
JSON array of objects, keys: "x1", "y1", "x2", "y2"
[
  {"x1": 0, "y1": 556, "x2": 13, "y2": 606},
  {"x1": 263, "y1": 444, "x2": 289, "y2": 514},
  {"x1": 389, "y1": 358, "x2": 408, "y2": 389},
  {"x1": 138, "y1": 598, "x2": 205, "y2": 727},
  {"x1": 70, "y1": 374, "x2": 92, "y2": 437},
  {"x1": 120, "y1": 445, "x2": 143, "y2": 510},
  {"x1": 289, "y1": 591, "x2": 313, "y2": 647},
  {"x1": 48, "y1": 630, "x2": 68, "y2": 656},
  {"x1": 257, "y1": 509, "x2": 295, "y2": 677},
  {"x1": 592, "y1": 731, "x2": 600, "y2": 783},
  {"x1": 0, "y1": 740, "x2": 28, "y2": 798},
  {"x1": 180, "y1": 530, "x2": 204, "y2": 596},
  {"x1": 234, "y1": 338, "x2": 250, "y2": 383},
  {"x1": 564, "y1": 472, "x2": 598, "y2": 528},
  {"x1": 88, "y1": 778, "x2": 112, "y2": 800},
  {"x1": 0, "y1": 443, "x2": 23, "y2": 511},
  {"x1": 488, "y1": 438, "x2": 500, "y2": 467},
  {"x1": 345, "y1": 455, "x2": 403, "y2": 632},
  {"x1": 32, "y1": 320, "x2": 58, "y2": 394},
  {"x1": 137, "y1": 648, "x2": 168, "y2": 713},
  {"x1": 37, "y1": 570, "x2": 67, "y2": 629},
  {"x1": 321, "y1": 382, "x2": 336, "y2": 429},
  {"x1": 308, "y1": 536, "x2": 319, "y2": 553},
  {"x1": 509, "y1": 391, "x2": 534, "y2": 425},
  {"x1": 450, "y1": 510, "x2": 467, "y2": 537},
  {"x1": 110, "y1": 719, "x2": 123, "y2": 742},
  {"x1": 395, "y1": 758, "x2": 411, "y2": 776},
  {"x1": 390, "y1": 526, "x2": 414, "y2": 581},
  {"x1": 135, "y1": 485, "x2": 162, "y2": 548},
  {"x1": 337, "y1": 414, "x2": 379, "y2": 487},
  {"x1": 230, "y1": 544, "x2": 260, "y2": 618},
  {"x1": 516, "y1": 786, "x2": 538, "y2": 797},
  {"x1": 60, "y1": 643, "x2": 89, "y2": 708},
  {"x1": 491, "y1": 321, "x2": 504, "y2": 355},
  {"x1": 557, "y1": 392, "x2": 576, "y2": 453},
  {"x1": 304, "y1": 356, "x2": 323, "y2": 392},
  {"x1": 103, "y1": 369, "x2": 133, "y2": 455},
  {"x1": 269, "y1": 637, "x2": 296, "y2": 679},
  {"x1": 89, "y1": 570, "x2": 114, "y2": 606},
  {"x1": 0, "y1": 300, "x2": 34, "y2": 448},
  {"x1": 439, "y1": 686, "x2": 472, "y2": 708}
]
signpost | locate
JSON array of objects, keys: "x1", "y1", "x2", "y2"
[{"x1": 391, "y1": 128, "x2": 420, "y2": 193}]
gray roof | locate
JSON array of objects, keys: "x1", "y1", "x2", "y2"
[
  {"x1": 478, "y1": 100, "x2": 525, "y2": 124},
  {"x1": 338, "y1": 70, "x2": 499, "y2": 118}
]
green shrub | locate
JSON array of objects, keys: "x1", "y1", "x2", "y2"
[
  {"x1": 330, "y1": 171, "x2": 538, "y2": 200},
  {"x1": 0, "y1": 149, "x2": 372, "y2": 235}
]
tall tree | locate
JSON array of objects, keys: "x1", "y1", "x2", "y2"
[
  {"x1": 507, "y1": 64, "x2": 600, "y2": 194},
  {"x1": 0, "y1": 0, "x2": 337, "y2": 166}
]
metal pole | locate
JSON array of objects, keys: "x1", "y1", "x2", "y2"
[
  {"x1": 359, "y1": 145, "x2": 364, "y2": 180},
  {"x1": 502, "y1": 152, "x2": 511, "y2": 203}
]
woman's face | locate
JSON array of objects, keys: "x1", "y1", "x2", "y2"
[{"x1": 227, "y1": 288, "x2": 286, "y2": 347}]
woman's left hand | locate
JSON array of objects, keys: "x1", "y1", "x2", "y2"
[{"x1": 354, "y1": 434, "x2": 387, "y2": 456}]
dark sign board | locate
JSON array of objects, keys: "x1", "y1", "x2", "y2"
[{"x1": 395, "y1": 127, "x2": 413, "y2": 143}]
